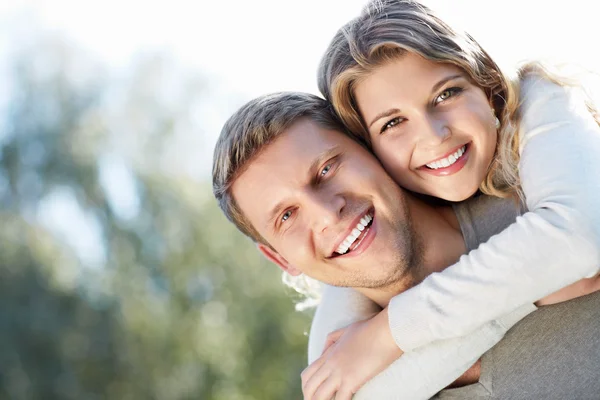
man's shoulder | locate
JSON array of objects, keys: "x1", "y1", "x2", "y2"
[
  {"x1": 438, "y1": 291, "x2": 600, "y2": 399},
  {"x1": 454, "y1": 194, "x2": 524, "y2": 251}
]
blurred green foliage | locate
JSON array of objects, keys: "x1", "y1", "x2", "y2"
[{"x1": 0, "y1": 36, "x2": 312, "y2": 399}]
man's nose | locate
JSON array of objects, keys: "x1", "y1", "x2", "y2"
[
  {"x1": 418, "y1": 115, "x2": 451, "y2": 146},
  {"x1": 305, "y1": 191, "x2": 345, "y2": 234}
]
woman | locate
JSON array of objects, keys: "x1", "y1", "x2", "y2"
[{"x1": 302, "y1": 0, "x2": 600, "y2": 399}]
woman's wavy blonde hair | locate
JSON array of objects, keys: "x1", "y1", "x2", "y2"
[{"x1": 318, "y1": 0, "x2": 593, "y2": 199}]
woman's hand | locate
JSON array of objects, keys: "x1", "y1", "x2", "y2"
[{"x1": 301, "y1": 308, "x2": 403, "y2": 400}]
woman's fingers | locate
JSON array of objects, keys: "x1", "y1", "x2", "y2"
[
  {"x1": 323, "y1": 328, "x2": 345, "y2": 353},
  {"x1": 311, "y1": 373, "x2": 341, "y2": 400},
  {"x1": 302, "y1": 354, "x2": 329, "y2": 400},
  {"x1": 333, "y1": 385, "x2": 354, "y2": 400}
]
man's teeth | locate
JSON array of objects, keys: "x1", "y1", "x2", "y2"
[
  {"x1": 425, "y1": 146, "x2": 466, "y2": 170},
  {"x1": 336, "y1": 213, "x2": 373, "y2": 255}
]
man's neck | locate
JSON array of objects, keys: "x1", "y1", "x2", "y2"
[{"x1": 360, "y1": 196, "x2": 466, "y2": 308}]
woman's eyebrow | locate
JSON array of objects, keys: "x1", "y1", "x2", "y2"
[
  {"x1": 368, "y1": 108, "x2": 402, "y2": 129},
  {"x1": 430, "y1": 74, "x2": 465, "y2": 94}
]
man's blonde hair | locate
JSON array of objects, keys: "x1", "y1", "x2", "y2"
[{"x1": 212, "y1": 92, "x2": 345, "y2": 244}]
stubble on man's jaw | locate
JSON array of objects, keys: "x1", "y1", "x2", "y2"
[{"x1": 357, "y1": 216, "x2": 426, "y2": 308}]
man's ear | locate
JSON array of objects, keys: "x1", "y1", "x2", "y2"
[{"x1": 257, "y1": 243, "x2": 302, "y2": 276}]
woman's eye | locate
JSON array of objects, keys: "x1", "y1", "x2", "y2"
[
  {"x1": 380, "y1": 117, "x2": 404, "y2": 134},
  {"x1": 281, "y1": 210, "x2": 293, "y2": 223},
  {"x1": 435, "y1": 87, "x2": 462, "y2": 104}
]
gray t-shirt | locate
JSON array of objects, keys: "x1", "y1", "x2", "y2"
[
  {"x1": 435, "y1": 195, "x2": 600, "y2": 399},
  {"x1": 454, "y1": 194, "x2": 525, "y2": 253}
]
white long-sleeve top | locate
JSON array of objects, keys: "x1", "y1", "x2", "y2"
[
  {"x1": 307, "y1": 75, "x2": 600, "y2": 399},
  {"x1": 389, "y1": 75, "x2": 600, "y2": 351},
  {"x1": 309, "y1": 286, "x2": 535, "y2": 400}
]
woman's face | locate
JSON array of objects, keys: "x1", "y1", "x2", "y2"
[{"x1": 354, "y1": 53, "x2": 498, "y2": 202}]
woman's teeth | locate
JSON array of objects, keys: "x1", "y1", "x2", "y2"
[
  {"x1": 336, "y1": 213, "x2": 373, "y2": 255},
  {"x1": 425, "y1": 145, "x2": 466, "y2": 170}
]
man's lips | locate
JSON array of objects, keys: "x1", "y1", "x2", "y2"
[
  {"x1": 330, "y1": 208, "x2": 375, "y2": 257},
  {"x1": 333, "y1": 214, "x2": 377, "y2": 259},
  {"x1": 417, "y1": 143, "x2": 470, "y2": 177}
]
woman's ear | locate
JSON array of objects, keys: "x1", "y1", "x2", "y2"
[{"x1": 257, "y1": 243, "x2": 302, "y2": 276}]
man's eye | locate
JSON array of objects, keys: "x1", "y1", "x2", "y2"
[
  {"x1": 380, "y1": 117, "x2": 404, "y2": 134},
  {"x1": 435, "y1": 87, "x2": 463, "y2": 104},
  {"x1": 281, "y1": 210, "x2": 293, "y2": 222},
  {"x1": 320, "y1": 164, "x2": 332, "y2": 176}
]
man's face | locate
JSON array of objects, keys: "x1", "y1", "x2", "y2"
[{"x1": 232, "y1": 118, "x2": 418, "y2": 289}]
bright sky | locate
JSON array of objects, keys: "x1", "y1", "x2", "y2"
[
  {"x1": 3, "y1": 0, "x2": 597, "y2": 89},
  {"x1": 1, "y1": 0, "x2": 598, "y2": 267},
  {"x1": 2, "y1": 0, "x2": 598, "y2": 157}
]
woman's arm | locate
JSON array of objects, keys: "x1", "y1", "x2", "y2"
[
  {"x1": 309, "y1": 284, "x2": 535, "y2": 399},
  {"x1": 387, "y1": 75, "x2": 600, "y2": 352},
  {"x1": 308, "y1": 285, "x2": 380, "y2": 362}
]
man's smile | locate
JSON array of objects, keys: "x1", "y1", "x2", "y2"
[{"x1": 331, "y1": 208, "x2": 375, "y2": 257}]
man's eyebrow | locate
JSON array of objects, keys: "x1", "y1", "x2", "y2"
[
  {"x1": 266, "y1": 145, "x2": 341, "y2": 228},
  {"x1": 267, "y1": 201, "x2": 286, "y2": 230},
  {"x1": 308, "y1": 145, "x2": 341, "y2": 180},
  {"x1": 367, "y1": 74, "x2": 466, "y2": 129}
]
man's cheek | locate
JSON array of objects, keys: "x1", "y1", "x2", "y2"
[{"x1": 282, "y1": 237, "x2": 311, "y2": 265}]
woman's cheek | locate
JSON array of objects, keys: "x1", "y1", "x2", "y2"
[
  {"x1": 378, "y1": 136, "x2": 410, "y2": 168},
  {"x1": 376, "y1": 151, "x2": 408, "y2": 185}
]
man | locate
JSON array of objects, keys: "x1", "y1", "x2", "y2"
[{"x1": 212, "y1": 92, "x2": 600, "y2": 399}]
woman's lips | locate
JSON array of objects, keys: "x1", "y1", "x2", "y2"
[{"x1": 418, "y1": 143, "x2": 470, "y2": 177}]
